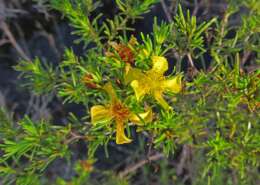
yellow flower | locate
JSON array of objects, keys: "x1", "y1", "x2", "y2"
[
  {"x1": 125, "y1": 56, "x2": 182, "y2": 110},
  {"x1": 90, "y1": 83, "x2": 153, "y2": 144}
]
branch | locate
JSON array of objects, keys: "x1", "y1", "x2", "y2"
[
  {"x1": 160, "y1": 0, "x2": 173, "y2": 22},
  {"x1": 64, "y1": 131, "x2": 86, "y2": 144},
  {"x1": 0, "y1": 38, "x2": 9, "y2": 46},
  {"x1": 240, "y1": 50, "x2": 251, "y2": 68},
  {"x1": 0, "y1": 20, "x2": 31, "y2": 61},
  {"x1": 192, "y1": 0, "x2": 199, "y2": 16},
  {"x1": 118, "y1": 153, "x2": 164, "y2": 178},
  {"x1": 187, "y1": 53, "x2": 199, "y2": 78},
  {"x1": 187, "y1": 53, "x2": 195, "y2": 68},
  {"x1": 176, "y1": 144, "x2": 192, "y2": 176}
]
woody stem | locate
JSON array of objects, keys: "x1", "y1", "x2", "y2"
[{"x1": 187, "y1": 53, "x2": 195, "y2": 68}]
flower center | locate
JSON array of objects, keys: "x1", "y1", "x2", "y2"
[
  {"x1": 111, "y1": 103, "x2": 130, "y2": 122},
  {"x1": 146, "y1": 71, "x2": 165, "y2": 91}
]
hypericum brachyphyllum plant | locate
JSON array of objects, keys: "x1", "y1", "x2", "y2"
[{"x1": 0, "y1": 0, "x2": 259, "y2": 185}]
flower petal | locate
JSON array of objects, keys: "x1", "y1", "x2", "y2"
[
  {"x1": 163, "y1": 75, "x2": 182, "y2": 93},
  {"x1": 124, "y1": 65, "x2": 145, "y2": 84},
  {"x1": 90, "y1": 105, "x2": 113, "y2": 125},
  {"x1": 103, "y1": 83, "x2": 118, "y2": 104},
  {"x1": 116, "y1": 121, "x2": 132, "y2": 144},
  {"x1": 153, "y1": 91, "x2": 172, "y2": 110},
  {"x1": 131, "y1": 80, "x2": 149, "y2": 101},
  {"x1": 151, "y1": 56, "x2": 168, "y2": 75},
  {"x1": 129, "y1": 108, "x2": 153, "y2": 125}
]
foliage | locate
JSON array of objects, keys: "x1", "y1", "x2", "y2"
[{"x1": 0, "y1": 0, "x2": 259, "y2": 184}]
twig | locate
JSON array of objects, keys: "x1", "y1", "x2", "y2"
[
  {"x1": 118, "y1": 153, "x2": 164, "y2": 178},
  {"x1": 160, "y1": 0, "x2": 173, "y2": 22},
  {"x1": 13, "y1": 22, "x2": 31, "y2": 58},
  {"x1": 218, "y1": 11, "x2": 229, "y2": 47},
  {"x1": 192, "y1": 0, "x2": 199, "y2": 16},
  {"x1": 0, "y1": 20, "x2": 31, "y2": 61},
  {"x1": 147, "y1": 136, "x2": 154, "y2": 160},
  {"x1": 176, "y1": 144, "x2": 192, "y2": 176},
  {"x1": 0, "y1": 38, "x2": 9, "y2": 46},
  {"x1": 65, "y1": 131, "x2": 86, "y2": 144},
  {"x1": 187, "y1": 53, "x2": 199, "y2": 76},
  {"x1": 231, "y1": 170, "x2": 238, "y2": 185},
  {"x1": 187, "y1": 53, "x2": 195, "y2": 68},
  {"x1": 35, "y1": 31, "x2": 60, "y2": 58},
  {"x1": 245, "y1": 65, "x2": 260, "y2": 74},
  {"x1": 240, "y1": 51, "x2": 251, "y2": 67}
]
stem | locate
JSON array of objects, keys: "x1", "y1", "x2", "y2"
[
  {"x1": 88, "y1": 20, "x2": 103, "y2": 48},
  {"x1": 218, "y1": 11, "x2": 229, "y2": 47},
  {"x1": 192, "y1": 0, "x2": 200, "y2": 16},
  {"x1": 118, "y1": 153, "x2": 164, "y2": 178},
  {"x1": 176, "y1": 144, "x2": 192, "y2": 176},
  {"x1": 176, "y1": 55, "x2": 183, "y2": 73},
  {"x1": 0, "y1": 20, "x2": 31, "y2": 61},
  {"x1": 187, "y1": 53, "x2": 195, "y2": 68},
  {"x1": 109, "y1": 15, "x2": 130, "y2": 42},
  {"x1": 160, "y1": 0, "x2": 173, "y2": 22},
  {"x1": 65, "y1": 131, "x2": 86, "y2": 144}
]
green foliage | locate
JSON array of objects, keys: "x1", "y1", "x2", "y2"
[
  {"x1": 1, "y1": 0, "x2": 259, "y2": 185},
  {"x1": 170, "y1": 5, "x2": 216, "y2": 55},
  {"x1": 50, "y1": 0, "x2": 158, "y2": 47},
  {"x1": 0, "y1": 117, "x2": 70, "y2": 185},
  {"x1": 14, "y1": 58, "x2": 57, "y2": 94},
  {"x1": 0, "y1": 108, "x2": 16, "y2": 138},
  {"x1": 115, "y1": 0, "x2": 159, "y2": 18},
  {"x1": 50, "y1": 0, "x2": 103, "y2": 47},
  {"x1": 57, "y1": 48, "x2": 103, "y2": 104}
]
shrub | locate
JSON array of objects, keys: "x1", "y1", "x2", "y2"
[{"x1": 0, "y1": 0, "x2": 259, "y2": 184}]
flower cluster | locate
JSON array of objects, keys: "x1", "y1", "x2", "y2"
[
  {"x1": 90, "y1": 39, "x2": 183, "y2": 144},
  {"x1": 91, "y1": 83, "x2": 152, "y2": 144}
]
